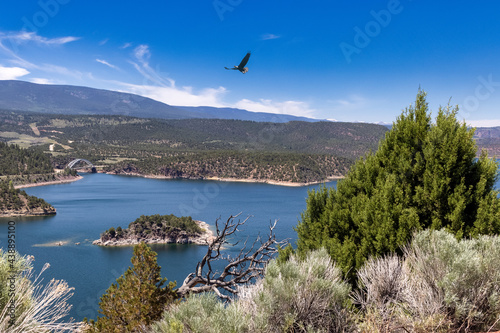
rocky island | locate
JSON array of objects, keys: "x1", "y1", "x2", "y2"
[
  {"x1": 0, "y1": 181, "x2": 56, "y2": 217},
  {"x1": 93, "y1": 214, "x2": 214, "y2": 246}
]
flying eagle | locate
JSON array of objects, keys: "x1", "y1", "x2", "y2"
[{"x1": 225, "y1": 52, "x2": 251, "y2": 74}]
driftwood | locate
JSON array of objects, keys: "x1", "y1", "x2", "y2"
[{"x1": 176, "y1": 214, "x2": 286, "y2": 301}]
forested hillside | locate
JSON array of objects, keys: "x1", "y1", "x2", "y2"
[
  {"x1": 0, "y1": 110, "x2": 386, "y2": 158},
  {"x1": 0, "y1": 142, "x2": 53, "y2": 175},
  {"x1": 0, "y1": 109, "x2": 388, "y2": 183},
  {"x1": 107, "y1": 151, "x2": 349, "y2": 183},
  {"x1": 0, "y1": 181, "x2": 56, "y2": 216}
]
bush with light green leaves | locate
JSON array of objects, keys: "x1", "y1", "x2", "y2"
[{"x1": 151, "y1": 249, "x2": 354, "y2": 333}]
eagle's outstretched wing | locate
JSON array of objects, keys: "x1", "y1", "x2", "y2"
[{"x1": 238, "y1": 52, "x2": 251, "y2": 69}]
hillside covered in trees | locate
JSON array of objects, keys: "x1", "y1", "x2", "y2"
[
  {"x1": 106, "y1": 151, "x2": 349, "y2": 184},
  {"x1": 0, "y1": 181, "x2": 56, "y2": 216},
  {"x1": 0, "y1": 109, "x2": 388, "y2": 183},
  {"x1": 0, "y1": 142, "x2": 53, "y2": 175}
]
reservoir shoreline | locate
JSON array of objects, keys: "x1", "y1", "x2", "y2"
[{"x1": 108, "y1": 171, "x2": 343, "y2": 187}]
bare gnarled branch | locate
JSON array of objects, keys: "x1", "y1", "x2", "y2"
[{"x1": 176, "y1": 214, "x2": 286, "y2": 301}]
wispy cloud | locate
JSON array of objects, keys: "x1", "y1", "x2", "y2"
[
  {"x1": 234, "y1": 99, "x2": 315, "y2": 118},
  {"x1": 0, "y1": 30, "x2": 80, "y2": 69},
  {"x1": 261, "y1": 33, "x2": 281, "y2": 40},
  {"x1": 327, "y1": 94, "x2": 372, "y2": 118},
  {"x1": 39, "y1": 63, "x2": 84, "y2": 80},
  {"x1": 2, "y1": 31, "x2": 80, "y2": 45},
  {"x1": 99, "y1": 38, "x2": 109, "y2": 46},
  {"x1": 119, "y1": 82, "x2": 227, "y2": 107},
  {"x1": 131, "y1": 44, "x2": 174, "y2": 87},
  {"x1": 120, "y1": 42, "x2": 132, "y2": 49},
  {"x1": 120, "y1": 44, "x2": 225, "y2": 106},
  {"x1": 331, "y1": 94, "x2": 368, "y2": 108},
  {"x1": 0, "y1": 65, "x2": 30, "y2": 80},
  {"x1": 96, "y1": 59, "x2": 119, "y2": 70}
]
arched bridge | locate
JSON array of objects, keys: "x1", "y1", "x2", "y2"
[{"x1": 67, "y1": 159, "x2": 96, "y2": 171}]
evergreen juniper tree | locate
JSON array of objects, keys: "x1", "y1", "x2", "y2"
[
  {"x1": 85, "y1": 242, "x2": 177, "y2": 332},
  {"x1": 295, "y1": 90, "x2": 500, "y2": 282}
]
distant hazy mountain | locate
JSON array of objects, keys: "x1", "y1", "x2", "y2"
[
  {"x1": 0, "y1": 80, "x2": 319, "y2": 123},
  {"x1": 175, "y1": 106, "x2": 318, "y2": 123}
]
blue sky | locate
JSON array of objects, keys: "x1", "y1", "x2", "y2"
[{"x1": 0, "y1": 1, "x2": 499, "y2": 126}]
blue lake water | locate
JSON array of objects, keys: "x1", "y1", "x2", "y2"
[{"x1": 0, "y1": 173, "x2": 335, "y2": 321}]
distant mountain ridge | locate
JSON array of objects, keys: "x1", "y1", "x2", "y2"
[{"x1": 0, "y1": 80, "x2": 319, "y2": 123}]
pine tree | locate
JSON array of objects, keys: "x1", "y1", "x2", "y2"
[
  {"x1": 86, "y1": 243, "x2": 177, "y2": 332},
  {"x1": 296, "y1": 90, "x2": 500, "y2": 282}
]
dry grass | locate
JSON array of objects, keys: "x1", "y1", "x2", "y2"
[
  {"x1": 354, "y1": 230, "x2": 500, "y2": 333},
  {"x1": 0, "y1": 252, "x2": 86, "y2": 332}
]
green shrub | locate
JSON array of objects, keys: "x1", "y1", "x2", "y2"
[
  {"x1": 296, "y1": 90, "x2": 500, "y2": 282},
  {"x1": 151, "y1": 293, "x2": 251, "y2": 333},
  {"x1": 151, "y1": 249, "x2": 354, "y2": 333},
  {"x1": 86, "y1": 243, "x2": 177, "y2": 332}
]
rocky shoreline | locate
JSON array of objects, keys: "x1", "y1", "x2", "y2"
[
  {"x1": 107, "y1": 171, "x2": 342, "y2": 187},
  {"x1": 92, "y1": 220, "x2": 215, "y2": 246},
  {"x1": 14, "y1": 175, "x2": 83, "y2": 189},
  {"x1": 0, "y1": 206, "x2": 56, "y2": 217}
]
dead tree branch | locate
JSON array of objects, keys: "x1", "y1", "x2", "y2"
[{"x1": 176, "y1": 214, "x2": 286, "y2": 301}]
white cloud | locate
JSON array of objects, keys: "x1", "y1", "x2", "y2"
[
  {"x1": 134, "y1": 45, "x2": 150, "y2": 62},
  {"x1": 120, "y1": 42, "x2": 132, "y2": 49},
  {"x1": 0, "y1": 66, "x2": 29, "y2": 79},
  {"x1": 130, "y1": 44, "x2": 174, "y2": 87},
  {"x1": 261, "y1": 33, "x2": 281, "y2": 40},
  {"x1": 467, "y1": 119, "x2": 500, "y2": 127},
  {"x1": 119, "y1": 80, "x2": 316, "y2": 119},
  {"x1": 120, "y1": 82, "x2": 227, "y2": 107},
  {"x1": 30, "y1": 78, "x2": 53, "y2": 84},
  {"x1": 96, "y1": 59, "x2": 119, "y2": 70},
  {"x1": 234, "y1": 99, "x2": 315, "y2": 118}
]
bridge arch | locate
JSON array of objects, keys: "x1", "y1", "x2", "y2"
[{"x1": 67, "y1": 158, "x2": 95, "y2": 170}]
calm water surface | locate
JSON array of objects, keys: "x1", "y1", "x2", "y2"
[{"x1": 0, "y1": 173, "x2": 335, "y2": 320}]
